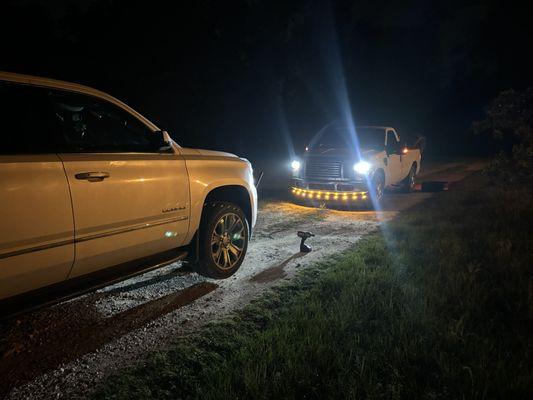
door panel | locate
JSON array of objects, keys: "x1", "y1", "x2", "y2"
[
  {"x1": 401, "y1": 153, "x2": 416, "y2": 179},
  {"x1": 0, "y1": 155, "x2": 74, "y2": 300},
  {"x1": 385, "y1": 130, "x2": 402, "y2": 185},
  {"x1": 60, "y1": 153, "x2": 190, "y2": 278},
  {"x1": 385, "y1": 154, "x2": 402, "y2": 185}
]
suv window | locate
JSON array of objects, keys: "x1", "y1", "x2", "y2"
[
  {"x1": 49, "y1": 90, "x2": 166, "y2": 153},
  {"x1": 0, "y1": 82, "x2": 59, "y2": 154}
]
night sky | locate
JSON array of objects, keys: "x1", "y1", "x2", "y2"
[{"x1": 1, "y1": 0, "x2": 532, "y2": 160}]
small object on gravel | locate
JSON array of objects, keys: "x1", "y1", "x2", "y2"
[
  {"x1": 421, "y1": 181, "x2": 448, "y2": 192},
  {"x1": 297, "y1": 231, "x2": 315, "y2": 253}
]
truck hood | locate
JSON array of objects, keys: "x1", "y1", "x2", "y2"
[{"x1": 304, "y1": 147, "x2": 379, "y2": 159}]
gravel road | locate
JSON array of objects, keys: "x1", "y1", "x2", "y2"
[{"x1": 0, "y1": 159, "x2": 486, "y2": 400}]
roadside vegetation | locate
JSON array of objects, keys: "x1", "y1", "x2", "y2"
[
  {"x1": 94, "y1": 171, "x2": 533, "y2": 399},
  {"x1": 94, "y1": 89, "x2": 533, "y2": 399},
  {"x1": 473, "y1": 86, "x2": 533, "y2": 181}
]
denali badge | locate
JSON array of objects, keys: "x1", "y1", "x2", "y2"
[{"x1": 162, "y1": 206, "x2": 185, "y2": 213}]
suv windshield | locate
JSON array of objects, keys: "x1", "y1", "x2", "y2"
[{"x1": 308, "y1": 125, "x2": 384, "y2": 151}]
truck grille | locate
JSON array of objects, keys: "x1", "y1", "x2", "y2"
[{"x1": 305, "y1": 160, "x2": 343, "y2": 180}]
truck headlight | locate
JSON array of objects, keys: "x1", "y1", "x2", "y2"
[
  {"x1": 353, "y1": 160, "x2": 371, "y2": 175},
  {"x1": 291, "y1": 160, "x2": 301, "y2": 171}
]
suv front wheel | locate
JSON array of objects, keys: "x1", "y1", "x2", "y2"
[{"x1": 195, "y1": 202, "x2": 249, "y2": 278}]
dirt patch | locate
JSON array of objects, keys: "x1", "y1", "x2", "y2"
[
  {"x1": 6, "y1": 202, "x2": 378, "y2": 400},
  {"x1": 250, "y1": 252, "x2": 307, "y2": 283},
  {"x1": 0, "y1": 282, "x2": 217, "y2": 397},
  {"x1": 420, "y1": 181, "x2": 448, "y2": 192}
]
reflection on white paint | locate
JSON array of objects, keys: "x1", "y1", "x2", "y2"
[{"x1": 193, "y1": 179, "x2": 208, "y2": 187}]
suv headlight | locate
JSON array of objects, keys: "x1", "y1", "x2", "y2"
[{"x1": 353, "y1": 160, "x2": 371, "y2": 175}]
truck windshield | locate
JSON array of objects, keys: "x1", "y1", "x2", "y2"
[
  {"x1": 356, "y1": 127, "x2": 386, "y2": 150},
  {"x1": 309, "y1": 126, "x2": 384, "y2": 150}
]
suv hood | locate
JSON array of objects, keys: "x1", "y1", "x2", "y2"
[
  {"x1": 180, "y1": 147, "x2": 238, "y2": 158},
  {"x1": 196, "y1": 149, "x2": 238, "y2": 158}
]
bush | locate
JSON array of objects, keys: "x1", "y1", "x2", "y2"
[{"x1": 473, "y1": 88, "x2": 533, "y2": 180}]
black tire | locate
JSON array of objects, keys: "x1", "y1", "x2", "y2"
[
  {"x1": 371, "y1": 172, "x2": 385, "y2": 202},
  {"x1": 195, "y1": 201, "x2": 249, "y2": 279},
  {"x1": 401, "y1": 164, "x2": 416, "y2": 193},
  {"x1": 362, "y1": 172, "x2": 384, "y2": 210}
]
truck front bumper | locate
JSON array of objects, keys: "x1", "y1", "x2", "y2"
[{"x1": 290, "y1": 178, "x2": 369, "y2": 202}]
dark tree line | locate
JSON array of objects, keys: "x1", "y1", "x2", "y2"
[{"x1": 2, "y1": 0, "x2": 532, "y2": 160}]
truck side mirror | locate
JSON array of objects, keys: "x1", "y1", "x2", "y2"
[
  {"x1": 386, "y1": 143, "x2": 403, "y2": 156},
  {"x1": 386, "y1": 145, "x2": 397, "y2": 156}
]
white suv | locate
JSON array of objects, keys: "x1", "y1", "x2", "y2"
[{"x1": 0, "y1": 72, "x2": 257, "y2": 316}]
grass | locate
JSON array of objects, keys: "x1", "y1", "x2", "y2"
[{"x1": 94, "y1": 173, "x2": 533, "y2": 399}]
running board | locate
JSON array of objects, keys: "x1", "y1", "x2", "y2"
[{"x1": 0, "y1": 248, "x2": 188, "y2": 320}]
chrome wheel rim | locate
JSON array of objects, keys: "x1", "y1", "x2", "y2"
[{"x1": 210, "y1": 212, "x2": 246, "y2": 270}]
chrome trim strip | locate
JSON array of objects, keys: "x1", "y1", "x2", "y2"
[
  {"x1": 0, "y1": 230, "x2": 74, "y2": 253},
  {"x1": 0, "y1": 239, "x2": 75, "y2": 260},
  {"x1": 75, "y1": 214, "x2": 184, "y2": 237},
  {"x1": 75, "y1": 216, "x2": 186, "y2": 243},
  {"x1": 0, "y1": 216, "x2": 188, "y2": 260}
]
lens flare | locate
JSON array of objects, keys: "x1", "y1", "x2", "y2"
[{"x1": 291, "y1": 160, "x2": 301, "y2": 171}]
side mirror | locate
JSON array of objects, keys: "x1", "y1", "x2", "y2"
[
  {"x1": 386, "y1": 146, "x2": 397, "y2": 156},
  {"x1": 156, "y1": 130, "x2": 173, "y2": 153},
  {"x1": 161, "y1": 130, "x2": 172, "y2": 144}
]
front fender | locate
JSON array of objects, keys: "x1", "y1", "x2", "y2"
[
  {"x1": 368, "y1": 151, "x2": 387, "y2": 174},
  {"x1": 181, "y1": 153, "x2": 257, "y2": 244}
]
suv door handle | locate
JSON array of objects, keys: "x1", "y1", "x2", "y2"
[{"x1": 75, "y1": 172, "x2": 110, "y2": 182}]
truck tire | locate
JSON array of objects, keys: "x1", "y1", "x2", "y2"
[
  {"x1": 371, "y1": 172, "x2": 385, "y2": 202},
  {"x1": 195, "y1": 201, "x2": 249, "y2": 279},
  {"x1": 401, "y1": 164, "x2": 416, "y2": 193}
]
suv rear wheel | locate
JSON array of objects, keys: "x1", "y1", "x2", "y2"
[{"x1": 195, "y1": 202, "x2": 249, "y2": 278}]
